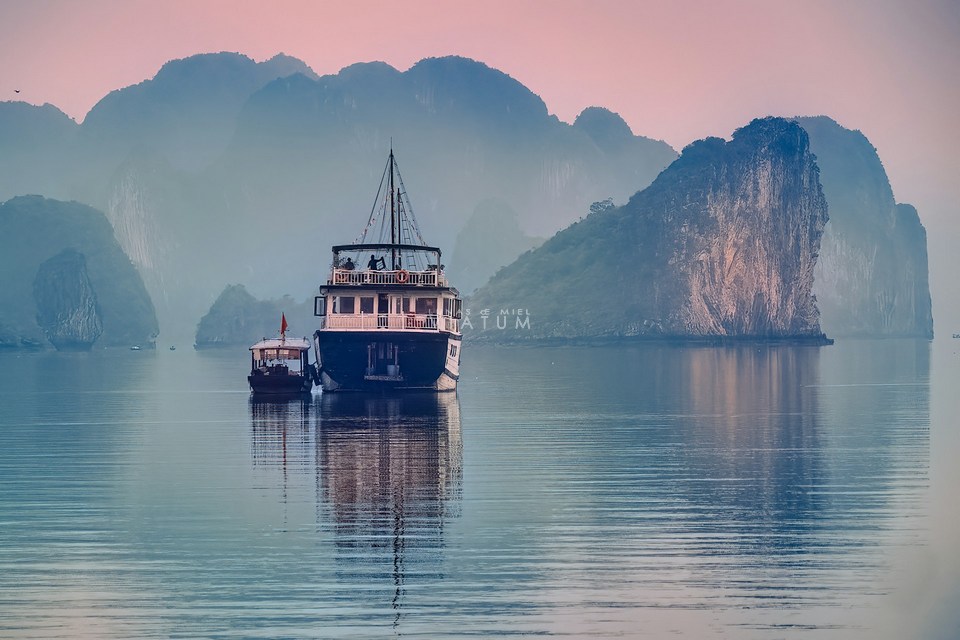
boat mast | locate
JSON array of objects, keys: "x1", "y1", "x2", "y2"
[{"x1": 389, "y1": 147, "x2": 396, "y2": 270}]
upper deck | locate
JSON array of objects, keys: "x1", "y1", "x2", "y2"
[
  {"x1": 326, "y1": 243, "x2": 453, "y2": 290},
  {"x1": 317, "y1": 243, "x2": 462, "y2": 335},
  {"x1": 330, "y1": 267, "x2": 448, "y2": 288}
]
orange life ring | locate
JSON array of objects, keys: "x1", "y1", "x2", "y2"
[{"x1": 396, "y1": 269, "x2": 409, "y2": 284}]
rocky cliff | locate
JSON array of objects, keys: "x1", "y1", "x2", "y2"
[
  {"x1": 33, "y1": 249, "x2": 103, "y2": 350},
  {"x1": 0, "y1": 196, "x2": 158, "y2": 349},
  {"x1": 796, "y1": 116, "x2": 933, "y2": 337},
  {"x1": 468, "y1": 118, "x2": 829, "y2": 341}
]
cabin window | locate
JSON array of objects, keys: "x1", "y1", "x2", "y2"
[
  {"x1": 416, "y1": 297, "x2": 437, "y2": 315},
  {"x1": 443, "y1": 298, "x2": 452, "y2": 317},
  {"x1": 417, "y1": 297, "x2": 438, "y2": 328},
  {"x1": 334, "y1": 296, "x2": 355, "y2": 314},
  {"x1": 359, "y1": 297, "x2": 374, "y2": 314},
  {"x1": 401, "y1": 297, "x2": 410, "y2": 314},
  {"x1": 314, "y1": 296, "x2": 326, "y2": 316}
]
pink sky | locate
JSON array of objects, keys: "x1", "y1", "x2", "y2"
[{"x1": 2, "y1": 0, "x2": 959, "y2": 322}]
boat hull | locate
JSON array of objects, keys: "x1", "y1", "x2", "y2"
[
  {"x1": 248, "y1": 373, "x2": 313, "y2": 395},
  {"x1": 315, "y1": 329, "x2": 460, "y2": 392}
]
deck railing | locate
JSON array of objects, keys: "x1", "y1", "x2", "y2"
[
  {"x1": 320, "y1": 313, "x2": 459, "y2": 333},
  {"x1": 331, "y1": 268, "x2": 445, "y2": 287}
]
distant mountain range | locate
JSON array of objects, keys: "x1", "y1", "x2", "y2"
[
  {"x1": 0, "y1": 52, "x2": 934, "y2": 343},
  {"x1": 0, "y1": 52, "x2": 676, "y2": 337}
]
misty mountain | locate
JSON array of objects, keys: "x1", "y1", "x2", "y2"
[
  {"x1": 467, "y1": 118, "x2": 830, "y2": 342},
  {"x1": 197, "y1": 57, "x2": 675, "y2": 308},
  {"x1": 0, "y1": 53, "x2": 676, "y2": 337},
  {"x1": 448, "y1": 199, "x2": 544, "y2": 295},
  {"x1": 0, "y1": 102, "x2": 79, "y2": 201},
  {"x1": 194, "y1": 284, "x2": 314, "y2": 349},
  {"x1": 796, "y1": 116, "x2": 933, "y2": 337},
  {"x1": 219, "y1": 56, "x2": 675, "y2": 241},
  {"x1": 573, "y1": 107, "x2": 678, "y2": 198},
  {"x1": 0, "y1": 196, "x2": 158, "y2": 349},
  {"x1": 81, "y1": 52, "x2": 318, "y2": 175}
]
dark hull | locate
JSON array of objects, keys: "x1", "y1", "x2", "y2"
[
  {"x1": 315, "y1": 330, "x2": 457, "y2": 391},
  {"x1": 248, "y1": 373, "x2": 313, "y2": 395}
]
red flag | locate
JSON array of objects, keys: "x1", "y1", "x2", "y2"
[{"x1": 280, "y1": 313, "x2": 288, "y2": 338}]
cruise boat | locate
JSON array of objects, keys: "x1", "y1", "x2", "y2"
[{"x1": 313, "y1": 149, "x2": 462, "y2": 392}]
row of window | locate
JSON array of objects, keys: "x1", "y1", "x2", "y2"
[{"x1": 316, "y1": 295, "x2": 461, "y2": 317}]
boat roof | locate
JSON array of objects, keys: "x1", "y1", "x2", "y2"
[
  {"x1": 249, "y1": 338, "x2": 311, "y2": 351},
  {"x1": 332, "y1": 243, "x2": 441, "y2": 256}
]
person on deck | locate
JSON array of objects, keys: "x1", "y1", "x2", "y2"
[
  {"x1": 367, "y1": 254, "x2": 385, "y2": 270},
  {"x1": 343, "y1": 257, "x2": 355, "y2": 270}
]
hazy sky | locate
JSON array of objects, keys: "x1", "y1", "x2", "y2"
[{"x1": 2, "y1": 0, "x2": 959, "y2": 324}]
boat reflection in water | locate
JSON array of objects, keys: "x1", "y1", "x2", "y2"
[
  {"x1": 249, "y1": 396, "x2": 317, "y2": 500},
  {"x1": 318, "y1": 391, "x2": 462, "y2": 518},
  {"x1": 319, "y1": 392, "x2": 463, "y2": 621},
  {"x1": 248, "y1": 392, "x2": 462, "y2": 625}
]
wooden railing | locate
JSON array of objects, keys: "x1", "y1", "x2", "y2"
[
  {"x1": 320, "y1": 313, "x2": 459, "y2": 333},
  {"x1": 331, "y1": 268, "x2": 445, "y2": 287}
]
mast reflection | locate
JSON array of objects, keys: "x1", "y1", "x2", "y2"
[
  {"x1": 249, "y1": 396, "x2": 317, "y2": 509},
  {"x1": 249, "y1": 396, "x2": 315, "y2": 464}
]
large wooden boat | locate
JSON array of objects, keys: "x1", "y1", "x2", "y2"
[{"x1": 313, "y1": 149, "x2": 462, "y2": 392}]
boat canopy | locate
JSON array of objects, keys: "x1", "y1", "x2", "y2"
[
  {"x1": 332, "y1": 243, "x2": 441, "y2": 256},
  {"x1": 250, "y1": 338, "x2": 311, "y2": 360}
]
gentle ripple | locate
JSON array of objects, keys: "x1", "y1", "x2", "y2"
[{"x1": 0, "y1": 340, "x2": 951, "y2": 638}]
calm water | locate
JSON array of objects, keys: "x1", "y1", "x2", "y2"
[{"x1": 0, "y1": 340, "x2": 957, "y2": 638}]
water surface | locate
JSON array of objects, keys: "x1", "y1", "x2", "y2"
[{"x1": 0, "y1": 340, "x2": 955, "y2": 638}]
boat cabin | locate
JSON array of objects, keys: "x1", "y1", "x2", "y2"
[{"x1": 315, "y1": 243, "x2": 462, "y2": 334}]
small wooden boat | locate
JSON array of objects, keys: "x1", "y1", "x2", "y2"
[{"x1": 248, "y1": 336, "x2": 317, "y2": 396}]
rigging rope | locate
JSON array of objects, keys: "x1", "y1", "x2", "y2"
[
  {"x1": 346, "y1": 150, "x2": 433, "y2": 272},
  {"x1": 355, "y1": 156, "x2": 391, "y2": 245}
]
